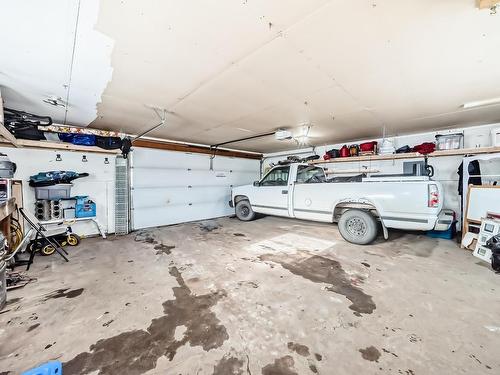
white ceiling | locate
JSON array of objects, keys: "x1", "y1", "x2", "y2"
[{"x1": 1, "y1": 0, "x2": 500, "y2": 152}]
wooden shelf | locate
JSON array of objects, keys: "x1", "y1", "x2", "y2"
[
  {"x1": 310, "y1": 146, "x2": 500, "y2": 165},
  {"x1": 0, "y1": 139, "x2": 120, "y2": 154}
]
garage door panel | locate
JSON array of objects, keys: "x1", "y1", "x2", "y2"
[
  {"x1": 133, "y1": 202, "x2": 233, "y2": 229},
  {"x1": 132, "y1": 148, "x2": 211, "y2": 169},
  {"x1": 132, "y1": 168, "x2": 256, "y2": 188},
  {"x1": 131, "y1": 148, "x2": 260, "y2": 229},
  {"x1": 132, "y1": 186, "x2": 231, "y2": 208}
]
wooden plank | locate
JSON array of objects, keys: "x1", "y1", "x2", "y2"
[
  {"x1": 133, "y1": 139, "x2": 262, "y2": 160},
  {"x1": 0, "y1": 138, "x2": 120, "y2": 154},
  {"x1": 311, "y1": 146, "x2": 500, "y2": 165},
  {"x1": 0, "y1": 198, "x2": 16, "y2": 222},
  {"x1": 0, "y1": 89, "x2": 19, "y2": 147},
  {"x1": 478, "y1": 0, "x2": 500, "y2": 9}
]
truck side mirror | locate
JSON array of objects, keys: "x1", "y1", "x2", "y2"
[{"x1": 253, "y1": 181, "x2": 260, "y2": 187}]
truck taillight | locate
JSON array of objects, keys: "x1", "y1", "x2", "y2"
[{"x1": 428, "y1": 184, "x2": 439, "y2": 208}]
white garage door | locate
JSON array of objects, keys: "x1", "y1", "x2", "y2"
[{"x1": 130, "y1": 148, "x2": 260, "y2": 229}]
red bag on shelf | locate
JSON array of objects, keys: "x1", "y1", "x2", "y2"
[
  {"x1": 412, "y1": 142, "x2": 435, "y2": 155},
  {"x1": 359, "y1": 141, "x2": 377, "y2": 152}
]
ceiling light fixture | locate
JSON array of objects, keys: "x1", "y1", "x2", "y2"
[
  {"x1": 294, "y1": 124, "x2": 311, "y2": 146},
  {"x1": 462, "y1": 97, "x2": 500, "y2": 109}
]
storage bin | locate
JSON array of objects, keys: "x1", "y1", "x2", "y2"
[
  {"x1": 75, "y1": 197, "x2": 96, "y2": 218},
  {"x1": 0, "y1": 261, "x2": 6, "y2": 312},
  {"x1": 426, "y1": 222, "x2": 456, "y2": 240},
  {"x1": 435, "y1": 133, "x2": 463, "y2": 150},
  {"x1": 34, "y1": 184, "x2": 72, "y2": 200},
  {"x1": 21, "y1": 361, "x2": 62, "y2": 375}
]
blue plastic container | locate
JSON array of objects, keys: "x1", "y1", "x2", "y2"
[
  {"x1": 74, "y1": 195, "x2": 96, "y2": 218},
  {"x1": 426, "y1": 221, "x2": 457, "y2": 240},
  {"x1": 22, "y1": 360, "x2": 62, "y2": 375}
]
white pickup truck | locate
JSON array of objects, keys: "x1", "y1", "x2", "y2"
[{"x1": 230, "y1": 163, "x2": 453, "y2": 244}]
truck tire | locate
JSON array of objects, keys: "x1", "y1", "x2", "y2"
[
  {"x1": 338, "y1": 209, "x2": 378, "y2": 245},
  {"x1": 235, "y1": 200, "x2": 256, "y2": 221}
]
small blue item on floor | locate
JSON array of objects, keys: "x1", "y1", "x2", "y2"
[
  {"x1": 426, "y1": 221, "x2": 457, "y2": 240},
  {"x1": 21, "y1": 360, "x2": 62, "y2": 375}
]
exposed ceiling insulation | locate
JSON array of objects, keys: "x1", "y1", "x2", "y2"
[{"x1": 1, "y1": 0, "x2": 500, "y2": 152}]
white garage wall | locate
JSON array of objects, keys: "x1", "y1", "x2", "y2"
[
  {"x1": 263, "y1": 123, "x2": 500, "y2": 219},
  {"x1": 130, "y1": 148, "x2": 260, "y2": 229},
  {"x1": 0, "y1": 147, "x2": 116, "y2": 236}
]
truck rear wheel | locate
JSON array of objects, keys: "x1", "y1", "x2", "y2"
[
  {"x1": 338, "y1": 209, "x2": 378, "y2": 245},
  {"x1": 235, "y1": 200, "x2": 256, "y2": 221}
]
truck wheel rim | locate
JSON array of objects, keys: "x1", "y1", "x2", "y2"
[
  {"x1": 240, "y1": 206, "x2": 250, "y2": 217},
  {"x1": 346, "y1": 217, "x2": 366, "y2": 236}
]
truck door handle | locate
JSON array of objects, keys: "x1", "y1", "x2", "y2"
[{"x1": 282, "y1": 190, "x2": 288, "y2": 194}]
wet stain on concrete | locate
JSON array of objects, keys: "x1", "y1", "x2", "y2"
[
  {"x1": 43, "y1": 288, "x2": 84, "y2": 301},
  {"x1": 261, "y1": 356, "x2": 297, "y2": 375},
  {"x1": 287, "y1": 342, "x2": 310, "y2": 357},
  {"x1": 199, "y1": 220, "x2": 221, "y2": 232},
  {"x1": 213, "y1": 354, "x2": 245, "y2": 375},
  {"x1": 134, "y1": 231, "x2": 157, "y2": 245},
  {"x1": 27, "y1": 323, "x2": 40, "y2": 332},
  {"x1": 260, "y1": 252, "x2": 376, "y2": 314},
  {"x1": 359, "y1": 346, "x2": 381, "y2": 362},
  {"x1": 375, "y1": 232, "x2": 438, "y2": 258},
  {"x1": 309, "y1": 364, "x2": 318, "y2": 373},
  {"x1": 154, "y1": 243, "x2": 175, "y2": 255},
  {"x1": 63, "y1": 266, "x2": 228, "y2": 375},
  {"x1": 6, "y1": 297, "x2": 22, "y2": 305},
  {"x1": 314, "y1": 353, "x2": 322, "y2": 361}
]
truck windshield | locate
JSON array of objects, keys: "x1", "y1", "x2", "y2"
[
  {"x1": 296, "y1": 165, "x2": 326, "y2": 183},
  {"x1": 260, "y1": 166, "x2": 290, "y2": 186}
]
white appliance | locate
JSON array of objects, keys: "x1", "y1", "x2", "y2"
[
  {"x1": 473, "y1": 218, "x2": 500, "y2": 262},
  {"x1": 491, "y1": 127, "x2": 500, "y2": 147}
]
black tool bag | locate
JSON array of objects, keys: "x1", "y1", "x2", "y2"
[
  {"x1": 396, "y1": 145, "x2": 411, "y2": 153},
  {"x1": 96, "y1": 136, "x2": 123, "y2": 150},
  {"x1": 301, "y1": 155, "x2": 320, "y2": 162},
  {"x1": 486, "y1": 234, "x2": 500, "y2": 272},
  {"x1": 326, "y1": 149, "x2": 340, "y2": 158},
  {"x1": 3, "y1": 107, "x2": 52, "y2": 140}
]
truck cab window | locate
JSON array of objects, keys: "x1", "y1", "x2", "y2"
[
  {"x1": 296, "y1": 166, "x2": 326, "y2": 183},
  {"x1": 260, "y1": 166, "x2": 290, "y2": 186}
]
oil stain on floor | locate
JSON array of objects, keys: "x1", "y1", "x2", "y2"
[
  {"x1": 212, "y1": 353, "x2": 245, "y2": 375},
  {"x1": 42, "y1": 288, "x2": 84, "y2": 301},
  {"x1": 260, "y1": 252, "x2": 376, "y2": 315},
  {"x1": 261, "y1": 355, "x2": 298, "y2": 375},
  {"x1": 63, "y1": 267, "x2": 228, "y2": 375},
  {"x1": 359, "y1": 346, "x2": 381, "y2": 362}
]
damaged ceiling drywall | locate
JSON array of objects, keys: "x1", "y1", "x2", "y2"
[
  {"x1": 1, "y1": 0, "x2": 500, "y2": 152},
  {"x1": 0, "y1": 0, "x2": 114, "y2": 126}
]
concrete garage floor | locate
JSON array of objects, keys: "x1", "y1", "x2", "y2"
[{"x1": 1, "y1": 216, "x2": 499, "y2": 374}]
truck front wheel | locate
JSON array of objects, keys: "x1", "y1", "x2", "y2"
[
  {"x1": 338, "y1": 209, "x2": 378, "y2": 245},
  {"x1": 235, "y1": 200, "x2": 256, "y2": 221}
]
